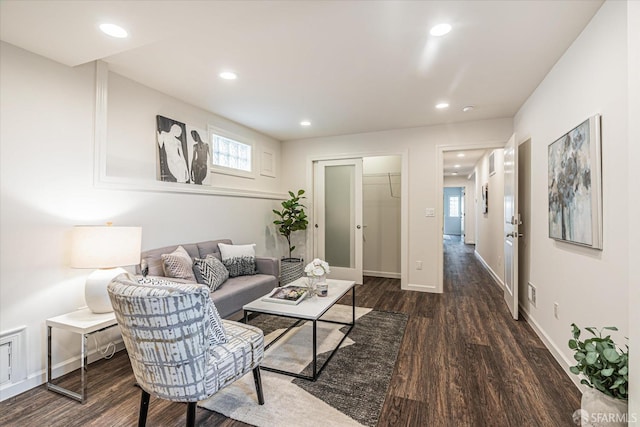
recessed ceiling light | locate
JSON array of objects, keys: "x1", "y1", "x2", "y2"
[
  {"x1": 457, "y1": 153, "x2": 465, "y2": 158},
  {"x1": 430, "y1": 23, "x2": 452, "y2": 37},
  {"x1": 300, "y1": 120, "x2": 311, "y2": 126},
  {"x1": 454, "y1": 164, "x2": 461, "y2": 168},
  {"x1": 452, "y1": 172, "x2": 458, "y2": 176},
  {"x1": 219, "y1": 71, "x2": 237, "y2": 80},
  {"x1": 463, "y1": 105, "x2": 475, "y2": 112},
  {"x1": 436, "y1": 102, "x2": 449, "y2": 109},
  {"x1": 99, "y1": 23, "x2": 128, "y2": 38}
]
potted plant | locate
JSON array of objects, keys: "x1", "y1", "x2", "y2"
[
  {"x1": 273, "y1": 189, "x2": 308, "y2": 285},
  {"x1": 569, "y1": 324, "x2": 629, "y2": 426}
]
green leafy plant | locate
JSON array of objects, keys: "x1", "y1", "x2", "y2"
[
  {"x1": 569, "y1": 324, "x2": 628, "y2": 400},
  {"x1": 272, "y1": 189, "x2": 308, "y2": 259}
]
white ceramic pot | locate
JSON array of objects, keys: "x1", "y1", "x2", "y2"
[{"x1": 580, "y1": 388, "x2": 628, "y2": 427}]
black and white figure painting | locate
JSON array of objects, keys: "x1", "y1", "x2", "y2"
[
  {"x1": 187, "y1": 126, "x2": 209, "y2": 185},
  {"x1": 548, "y1": 115, "x2": 602, "y2": 249},
  {"x1": 156, "y1": 115, "x2": 190, "y2": 183}
]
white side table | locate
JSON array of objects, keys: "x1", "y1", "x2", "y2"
[{"x1": 46, "y1": 308, "x2": 118, "y2": 403}]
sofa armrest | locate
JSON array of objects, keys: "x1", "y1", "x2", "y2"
[{"x1": 255, "y1": 257, "x2": 280, "y2": 279}]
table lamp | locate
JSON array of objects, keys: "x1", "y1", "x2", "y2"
[{"x1": 71, "y1": 223, "x2": 142, "y2": 313}]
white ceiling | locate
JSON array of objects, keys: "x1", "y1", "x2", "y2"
[
  {"x1": 1, "y1": 1, "x2": 602, "y2": 143},
  {"x1": 443, "y1": 149, "x2": 488, "y2": 178}
]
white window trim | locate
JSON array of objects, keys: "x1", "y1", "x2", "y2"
[{"x1": 208, "y1": 125, "x2": 256, "y2": 179}]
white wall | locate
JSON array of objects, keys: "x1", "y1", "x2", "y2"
[
  {"x1": 443, "y1": 175, "x2": 476, "y2": 244},
  {"x1": 474, "y1": 149, "x2": 505, "y2": 283},
  {"x1": 281, "y1": 118, "x2": 513, "y2": 292},
  {"x1": 362, "y1": 156, "x2": 401, "y2": 278},
  {"x1": 627, "y1": 0, "x2": 639, "y2": 421},
  {"x1": 513, "y1": 0, "x2": 630, "y2": 387},
  {"x1": 0, "y1": 42, "x2": 283, "y2": 400}
]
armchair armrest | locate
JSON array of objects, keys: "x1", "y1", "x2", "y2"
[{"x1": 255, "y1": 257, "x2": 280, "y2": 278}]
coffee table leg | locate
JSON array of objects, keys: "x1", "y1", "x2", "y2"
[{"x1": 312, "y1": 319, "x2": 317, "y2": 380}]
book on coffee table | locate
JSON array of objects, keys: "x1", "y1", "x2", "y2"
[{"x1": 262, "y1": 285, "x2": 308, "y2": 305}]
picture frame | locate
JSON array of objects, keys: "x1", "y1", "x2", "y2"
[
  {"x1": 482, "y1": 183, "x2": 488, "y2": 214},
  {"x1": 489, "y1": 151, "x2": 496, "y2": 176},
  {"x1": 548, "y1": 114, "x2": 602, "y2": 249}
]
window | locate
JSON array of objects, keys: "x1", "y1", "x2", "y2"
[
  {"x1": 449, "y1": 196, "x2": 459, "y2": 217},
  {"x1": 209, "y1": 127, "x2": 254, "y2": 178}
]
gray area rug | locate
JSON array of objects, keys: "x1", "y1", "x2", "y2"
[
  {"x1": 291, "y1": 310, "x2": 407, "y2": 427},
  {"x1": 199, "y1": 306, "x2": 407, "y2": 427}
]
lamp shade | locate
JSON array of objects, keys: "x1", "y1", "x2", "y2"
[{"x1": 71, "y1": 225, "x2": 142, "y2": 269}]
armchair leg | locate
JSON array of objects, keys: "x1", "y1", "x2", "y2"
[
  {"x1": 252, "y1": 367, "x2": 265, "y2": 405},
  {"x1": 138, "y1": 390, "x2": 150, "y2": 427},
  {"x1": 186, "y1": 402, "x2": 197, "y2": 427}
]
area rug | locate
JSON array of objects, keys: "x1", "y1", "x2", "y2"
[{"x1": 199, "y1": 304, "x2": 408, "y2": 427}]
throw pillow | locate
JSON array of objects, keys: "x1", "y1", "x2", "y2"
[
  {"x1": 193, "y1": 255, "x2": 229, "y2": 291},
  {"x1": 135, "y1": 275, "x2": 227, "y2": 345},
  {"x1": 161, "y1": 246, "x2": 196, "y2": 281},
  {"x1": 218, "y1": 243, "x2": 258, "y2": 277}
]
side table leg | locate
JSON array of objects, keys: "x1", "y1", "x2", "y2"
[
  {"x1": 81, "y1": 333, "x2": 87, "y2": 403},
  {"x1": 47, "y1": 326, "x2": 52, "y2": 384}
]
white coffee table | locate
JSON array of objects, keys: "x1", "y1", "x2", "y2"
[{"x1": 243, "y1": 277, "x2": 356, "y2": 381}]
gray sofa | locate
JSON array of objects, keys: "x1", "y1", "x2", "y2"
[{"x1": 136, "y1": 239, "x2": 279, "y2": 318}]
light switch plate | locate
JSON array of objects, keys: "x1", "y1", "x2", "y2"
[{"x1": 425, "y1": 208, "x2": 435, "y2": 217}]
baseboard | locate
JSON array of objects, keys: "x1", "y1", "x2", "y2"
[
  {"x1": 474, "y1": 250, "x2": 504, "y2": 290},
  {"x1": 0, "y1": 340, "x2": 126, "y2": 402},
  {"x1": 404, "y1": 283, "x2": 439, "y2": 293},
  {"x1": 519, "y1": 306, "x2": 583, "y2": 392},
  {"x1": 363, "y1": 270, "x2": 401, "y2": 279}
]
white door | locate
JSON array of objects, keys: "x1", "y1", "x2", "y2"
[
  {"x1": 503, "y1": 134, "x2": 519, "y2": 320},
  {"x1": 313, "y1": 159, "x2": 363, "y2": 284}
]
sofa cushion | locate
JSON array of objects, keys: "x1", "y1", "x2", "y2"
[
  {"x1": 193, "y1": 255, "x2": 229, "y2": 291},
  {"x1": 218, "y1": 243, "x2": 257, "y2": 277},
  {"x1": 161, "y1": 246, "x2": 196, "y2": 281},
  {"x1": 197, "y1": 239, "x2": 231, "y2": 259},
  {"x1": 210, "y1": 274, "x2": 277, "y2": 318}
]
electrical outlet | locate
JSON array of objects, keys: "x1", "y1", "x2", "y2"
[
  {"x1": 528, "y1": 282, "x2": 536, "y2": 306},
  {"x1": 416, "y1": 261, "x2": 423, "y2": 270},
  {"x1": 554, "y1": 302, "x2": 559, "y2": 319}
]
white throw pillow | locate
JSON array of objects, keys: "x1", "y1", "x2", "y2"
[{"x1": 218, "y1": 243, "x2": 257, "y2": 277}]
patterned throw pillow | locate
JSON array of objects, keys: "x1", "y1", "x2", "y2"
[
  {"x1": 161, "y1": 246, "x2": 196, "y2": 281},
  {"x1": 135, "y1": 275, "x2": 227, "y2": 345},
  {"x1": 193, "y1": 255, "x2": 229, "y2": 291},
  {"x1": 218, "y1": 243, "x2": 258, "y2": 277}
]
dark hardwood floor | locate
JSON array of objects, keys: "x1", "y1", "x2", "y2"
[{"x1": 0, "y1": 237, "x2": 580, "y2": 426}]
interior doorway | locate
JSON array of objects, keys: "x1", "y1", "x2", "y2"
[
  {"x1": 311, "y1": 154, "x2": 404, "y2": 284},
  {"x1": 443, "y1": 187, "x2": 464, "y2": 237}
]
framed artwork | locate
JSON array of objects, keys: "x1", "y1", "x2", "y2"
[
  {"x1": 156, "y1": 115, "x2": 189, "y2": 183},
  {"x1": 187, "y1": 126, "x2": 208, "y2": 185},
  {"x1": 489, "y1": 151, "x2": 496, "y2": 176},
  {"x1": 482, "y1": 184, "x2": 488, "y2": 214},
  {"x1": 548, "y1": 114, "x2": 602, "y2": 249}
]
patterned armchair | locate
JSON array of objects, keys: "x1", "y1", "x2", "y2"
[{"x1": 108, "y1": 274, "x2": 264, "y2": 427}]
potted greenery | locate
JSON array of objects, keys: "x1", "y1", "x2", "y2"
[
  {"x1": 569, "y1": 324, "x2": 628, "y2": 426},
  {"x1": 273, "y1": 189, "x2": 308, "y2": 284}
]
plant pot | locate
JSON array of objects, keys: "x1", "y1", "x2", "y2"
[
  {"x1": 580, "y1": 388, "x2": 628, "y2": 427},
  {"x1": 280, "y1": 258, "x2": 304, "y2": 285}
]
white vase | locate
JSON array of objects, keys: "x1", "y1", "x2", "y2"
[{"x1": 580, "y1": 388, "x2": 628, "y2": 427}]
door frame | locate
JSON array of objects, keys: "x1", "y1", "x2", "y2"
[
  {"x1": 305, "y1": 150, "x2": 409, "y2": 289},
  {"x1": 436, "y1": 141, "x2": 507, "y2": 293}
]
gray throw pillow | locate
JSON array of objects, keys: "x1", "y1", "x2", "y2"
[
  {"x1": 193, "y1": 255, "x2": 229, "y2": 291},
  {"x1": 161, "y1": 246, "x2": 196, "y2": 281}
]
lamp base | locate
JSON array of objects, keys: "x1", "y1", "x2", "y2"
[{"x1": 85, "y1": 267, "x2": 126, "y2": 313}]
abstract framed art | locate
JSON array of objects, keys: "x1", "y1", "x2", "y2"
[{"x1": 548, "y1": 114, "x2": 602, "y2": 249}]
